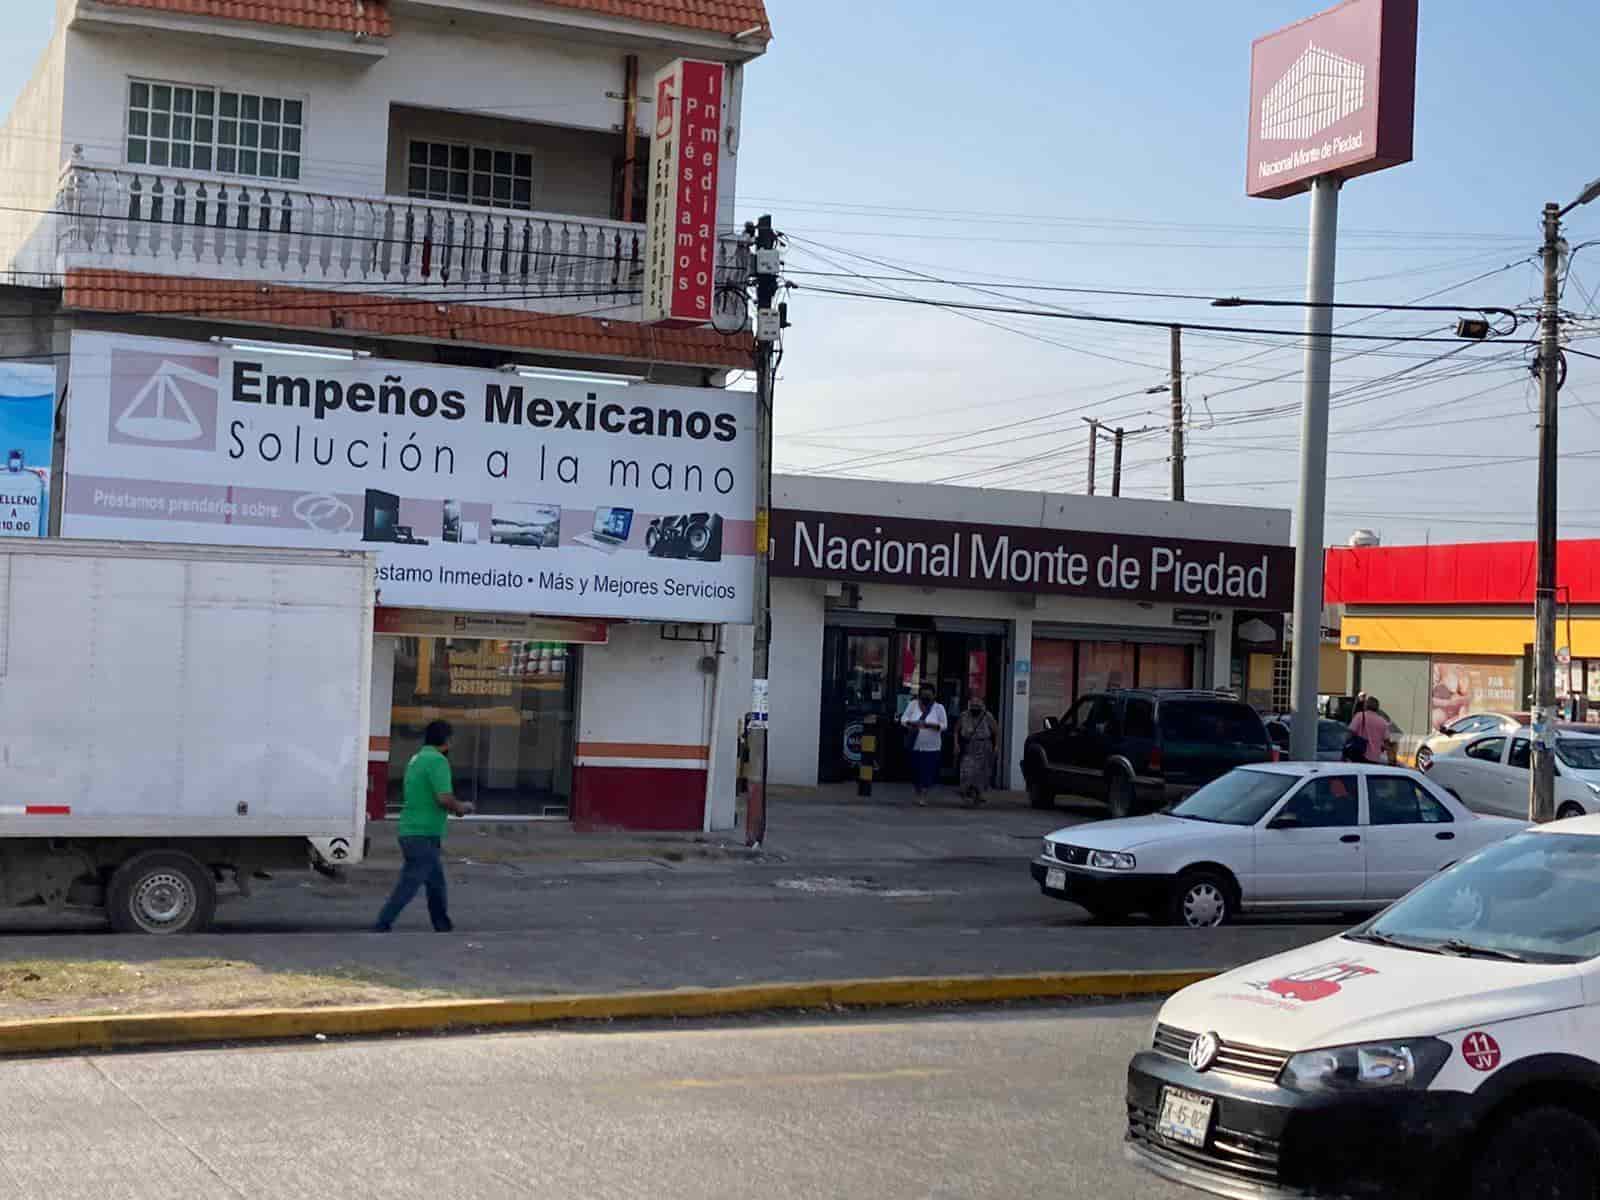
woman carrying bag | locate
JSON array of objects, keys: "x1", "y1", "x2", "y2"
[{"x1": 900, "y1": 683, "x2": 948, "y2": 805}]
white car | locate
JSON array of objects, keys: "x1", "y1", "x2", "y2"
[
  {"x1": 1413, "y1": 711, "x2": 1526, "y2": 771},
  {"x1": 1425, "y1": 727, "x2": 1600, "y2": 820},
  {"x1": 1126, "y1": 815, "x2": 1600, "y2": 1199},
  {"x1": 1030, "y1": 763, "x2": 1524, "y2": 927}
]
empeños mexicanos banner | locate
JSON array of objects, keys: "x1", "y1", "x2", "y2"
[
  {"x1": 771, "y1": 509, "x2": 1295, "y2": 610},
  {"x1": 62, "y1": 332, "x2": 757, "y2": 622}
]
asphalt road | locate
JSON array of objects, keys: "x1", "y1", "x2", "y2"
[
  {"x1": 0, "y1": 855, "x2": 1342, "y2": 1001},
  {"x1": 0, "y1": 1003, "x2": 1183, "y2": 1200}
]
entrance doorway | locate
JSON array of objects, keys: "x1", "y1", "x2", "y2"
[
  {"x1": 819, "y1": 621, "x2": 1006, "y2": 784},
  {"x1": 388, "y1": 636, "x2": 577, "y2": 817}
]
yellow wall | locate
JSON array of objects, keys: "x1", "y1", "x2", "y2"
[
  {"x1": 1342, "y1": 614, "x2": 1600, "y2": 658},
  {"x1": 1319, "y1": 643, "x2": 1346, "y2": 692}
]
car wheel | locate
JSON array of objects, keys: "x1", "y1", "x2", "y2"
[
  {"x1": 1168, "y1": 870, "x2": 1234, "y2": 928},
  {"x1": 107, "y1": 850, "x2": 216, "y2": 935},
  {"x1": 1558, "y1": 801, "x2": 1586, "y2": 821},
  {"x1": 1468, "y1": 1106, "x2": 1600, "y2": 1200},
  {"x1": 1415, "y1": 745, "x2": 1433, "y2": 771},
  {"x1": 1107, "y1": 773, "x2": 1137, "y2": 819},
  {"x1": 1028, "y1": 775, "x2": 1055, "y2": 810}
]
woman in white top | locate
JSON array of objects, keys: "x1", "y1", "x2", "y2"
[{"x1": 902, "y1": 683, "x2": 948, "y2": 803}]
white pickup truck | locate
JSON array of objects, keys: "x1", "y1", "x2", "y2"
[{"x1": 0, "y1": 538, "x2": 372, "y2": 933}]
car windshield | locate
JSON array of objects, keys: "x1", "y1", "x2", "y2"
[
  {"x1": 1556, "y1": 738, "x2": 1600, "y2": 771},
  {"x1": 1159, "y1": 702, "x2": 1268, "y2": 747},
  {"x1": 1349, "y1": 832, "x2": 1600, "y2": 964},
  {"x1": 1317, "y1": 721, "x2": 1348, "y2": 753},
  {"x1": 1168, "y1": 768, "x2": 1297, "y2": 825}
]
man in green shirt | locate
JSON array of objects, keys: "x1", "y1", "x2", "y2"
[{"x1": 375, "y1": 720, "x2": 470, "y2": 932}]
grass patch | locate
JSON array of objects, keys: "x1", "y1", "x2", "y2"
[{"x1": 0, "y1": 957, "x2": 438, "y2": 1019}]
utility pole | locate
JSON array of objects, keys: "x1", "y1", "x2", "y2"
[
  {"x1": 1529, "y1": 176, "x2": 1600, "y2": 820},
  {"x1": 1086, "y1": 418, "x2": 1099, "y2": 496},
  {"x1": 1170, "y1": 325, "x2": 1185, "y2": 501},
  {"x1": 1112, "y1": 427, "x2": 1125, "y2": 497},
  {"x1": 1532, "y1": 203, "x2": 1564, "y2": 823},
  {"x1": 1287, "y1": 176, "x2": 1341, "y2": 764},
  {"x1": 746, "y1": 215, "x2": 781, "y2": 848}
]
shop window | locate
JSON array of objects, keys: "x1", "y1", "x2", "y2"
[
  {"x1": 1137, "y1": 644, "x2": 1193, "y2": 690},
  {"x1": 387, "y1": 636, "x2": 575, "y2": 817},
  {"x1": 1078, "y1": 641, "x2": 1135, "y2": 694}
]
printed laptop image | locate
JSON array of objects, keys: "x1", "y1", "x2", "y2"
[{"x1": 573, "y1": 506, "x2": 634, "y2": 552}]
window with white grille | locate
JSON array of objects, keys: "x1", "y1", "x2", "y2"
[
  {"x1": 1272, "y1": 654, "x2": 1293, "y2": 714},
  {"x1": 407, "y1": 141, "x2": 534, "y2": 210},
  {"x1": 126, "y1": 81, "x2": 302, "y2": 181}
]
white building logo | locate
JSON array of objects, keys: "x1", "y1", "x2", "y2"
[
  {"x1": 1259, "y1": 43, "x2": 1366, "y2": 142},
  {"x1": 108, "y1": 351, "x2": 220, "y2": 451}
]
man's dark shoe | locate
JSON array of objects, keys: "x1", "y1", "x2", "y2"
[{"x1": 373, "y1": 924, "x2": 392, "y2": 933}]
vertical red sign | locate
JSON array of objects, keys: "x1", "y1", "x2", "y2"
[{"x1": 643, "y1": 59, "x2": 725, "y2": 327}]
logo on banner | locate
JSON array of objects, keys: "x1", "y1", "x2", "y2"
[
  {"x1": 1259, "y1": 44, "x2": 1367, "y2": 142},
  {"x1": 108, "y1": 350, "x2": 220, "y2": 450}
]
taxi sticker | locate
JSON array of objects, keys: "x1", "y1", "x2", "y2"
[
  {"x1": 1248, "y1": 960, "x2": 1378, "y2": 1003},
  {"x1": 1462, "y1": 1031, "x2": 1502, "y2": 1072}
]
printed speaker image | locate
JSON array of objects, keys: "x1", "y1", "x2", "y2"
[{"x1": 646, "y1": 513, "x2": 723, "y2": 563}]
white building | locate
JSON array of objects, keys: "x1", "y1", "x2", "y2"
[
  {"x1": 0, "y1": 0, "x2": 771, "y2": 833},
  {"x1": 765, "y1": 475, "x2": 1293, "y2": 791}
]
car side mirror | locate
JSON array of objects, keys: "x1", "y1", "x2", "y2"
[
  {"x1": 1437, "y1": 723, "x2": 1449, "y2": 734},
  {"x1": 1042, "y1": 717, "x2": 1058, "y2": 731},
  {"x1": 1268, "y1": 813, "x2": 1301, "y2": 830}
]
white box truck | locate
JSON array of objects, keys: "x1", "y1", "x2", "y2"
[{"x1": 0, "y1": 539, "x2": 373, "y2": 933}]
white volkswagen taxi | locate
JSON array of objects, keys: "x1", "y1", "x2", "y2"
[{"x1": 1127, "y1": 814, "x2": 1600, "y2": 1200}]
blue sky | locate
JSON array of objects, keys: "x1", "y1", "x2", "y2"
[{"x1": 4, "y1": 1, "x2": 1598, "y2": 545}]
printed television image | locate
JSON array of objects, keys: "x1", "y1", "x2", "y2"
[{"x1": 492, "y1": 503, "x2": 561, "y2": 548}]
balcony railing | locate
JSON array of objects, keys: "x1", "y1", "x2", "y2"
[{"x1": 42, "y1": 162, "x2": 750, "y2": 325}]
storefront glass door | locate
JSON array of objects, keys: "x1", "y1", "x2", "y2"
[
  {"x1": 820, "y1": 624, "x2": 1003, "y2": 784},
  {"x1": 389, "y1": 637, "x2": 577, "y2": 817}
]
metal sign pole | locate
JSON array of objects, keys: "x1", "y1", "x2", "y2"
[{"x1": 1288, "y1": 174, "x2": 1341, "y2": 763}]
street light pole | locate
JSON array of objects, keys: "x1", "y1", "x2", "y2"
[{"x1": 1529, "y1": 177, "x2": 1600, "y2": 821}]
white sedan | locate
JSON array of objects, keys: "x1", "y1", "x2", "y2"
[
  {"x1": 1413, "y1": 710, "x2": 1526, "y2": 771},
  {"x1": 1029, "y1": 763, "x2": 1524, "y2": 927},
  {"x1": 1425, "y1": 726, "x2": 1600, "y2": 820}
]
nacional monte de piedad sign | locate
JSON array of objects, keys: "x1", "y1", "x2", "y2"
[
  {"x1": 1246, "y1": 0, "x2": 1418, "y2": 199},
  {"x1": 771, "y1": 510, "x2": 1295, "y2": 610}
]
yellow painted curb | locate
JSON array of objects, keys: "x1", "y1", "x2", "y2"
[{"x1": 0, "y1": 969, "x2": 1217, "y2": 1057}]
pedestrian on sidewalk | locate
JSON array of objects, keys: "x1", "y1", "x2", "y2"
[
  {"x1": 956, "y1": 693, "x2": 999, "y2": 807},
  {"x1": 901, "y1": 683, "x2": 948, "y2": 805},
  {"x1": 375, "y1": 720, "x2": 472, "y2": 932},
  {"x1": 1346, "y1": 695, "x2": 1392, "y2": 764}
]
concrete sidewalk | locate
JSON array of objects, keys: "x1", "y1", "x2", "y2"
[{"x1": 367, "y1": 780, "x2": 1093, "y2": 867}]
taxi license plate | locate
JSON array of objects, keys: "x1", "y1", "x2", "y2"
[
  {"x1": 1045, "y1": 867, "x2": 1066, "y2": 890},
  {"x1": 1157, "y1": 1087, "x2": 1214, "y2": 1149}
]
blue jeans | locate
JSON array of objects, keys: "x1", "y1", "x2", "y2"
[
  {"x1": 911, "y1": 749, "x2": 941, "y2": 793},
  {"x1": 375, "y1": 836, "x2": 452, "y2": 931}
]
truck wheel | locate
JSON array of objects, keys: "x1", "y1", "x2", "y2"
[
  {"x1": 108, "y1": 851, "x2": 216, "y2": 935},
  {"x1": 1107, "y1": 774, "x2": 1137, "y2": 819},
  {"x1": 1027, "y1": 764, "x2": 1055, "y2": 810},
  {"x1": 1469, "y1": 1106, "x2": 1600, "y2": 1200}
]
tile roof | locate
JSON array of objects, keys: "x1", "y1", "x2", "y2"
[
  {"x1": 95, "y1": 0, "x2": 393, "y2": 36},
  {"x1": 65, "y1": 269, "x2": 754, "y2": 370},
  {"x1": 534, "y1": 0, "x2": 770, "y2": 38},
  {"x1": 92, "y1": 0, "x2": 772, "y2": 39}
]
